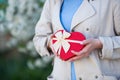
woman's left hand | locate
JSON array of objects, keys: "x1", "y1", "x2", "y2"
[{"x1": 68, "y1": 38, "x2": 103, "y2": 61}]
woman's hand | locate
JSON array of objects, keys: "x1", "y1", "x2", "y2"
[
  {"x1": 48, "y1": 35, "x2": 59, "y2": 56},
  {"x1": 68, "y1": 38, "x2": 103, "y2": 61}
]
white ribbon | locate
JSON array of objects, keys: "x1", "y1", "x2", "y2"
[{"x1": 52, "y1": 31, "x2": 83, "y2": 55}]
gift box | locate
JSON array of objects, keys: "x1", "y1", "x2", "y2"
[{"x1": 52, "y1": 30, "x2": 86, "y2": 61}]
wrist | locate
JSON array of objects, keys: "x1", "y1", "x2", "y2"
[
  {"x1": 47, "y1": 35, "x2": 53, "y2": 49},
  {"x1": 95, "y1": 39, "x2": 103, "y2": 49}
]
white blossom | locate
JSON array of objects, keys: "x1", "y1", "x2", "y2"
[{"x1": 27, "y1": 61, "x2": 35, "y2": 70}]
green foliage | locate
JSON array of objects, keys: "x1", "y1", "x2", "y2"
[
  {"x1": 0, "y1": 0, "x2": 8, "y2": 11},
  {"x1": 37, "y1": 1, "x2": 44, "y2": 7},
  {"x1": 0, "y1": 53, "x2": 53, "y2": 80}
]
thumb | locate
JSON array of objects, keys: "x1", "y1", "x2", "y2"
[{"x1": 82, "y1": 39, "x2": 89, "y2": 45}]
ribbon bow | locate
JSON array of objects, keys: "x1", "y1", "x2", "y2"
[{"x1": 52, "y1": 31, "x2": 71, "y2": 55}]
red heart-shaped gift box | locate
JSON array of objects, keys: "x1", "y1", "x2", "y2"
[{"x1": 52, "y1": 30, "x2": 86, "y2": 61}]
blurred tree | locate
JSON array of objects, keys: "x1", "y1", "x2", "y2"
[
  {"x1": 0, "y1": 0, "x2": 8, "y2": 21},
  {"x1": 0, "y1": 0, "x2": 53, "y2": 80},
  {"x1": 0, "y1": 0, "x2": 8, "y2": 10}
]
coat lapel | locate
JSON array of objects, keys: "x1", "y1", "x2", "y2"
[
  {"x1": 52, "y1": 0, "x2": 64, "y2": 30},
  {"x1": 53, "y1": 0, "x2": 96, "y2": 31},
  {"x1": 71, "y1": 0, "x2": 96, "y2": 30}
]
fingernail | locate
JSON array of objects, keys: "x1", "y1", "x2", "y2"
[
  {"x1": 81, "y1": 42, "x2": 83, "y2": 44},
  {"x1": 67, "y1": 59, "x2": 70, "y2": 61},
  {"x1": 68, "y1": 60, "x2": 72, "y2": 62},
  {"x1": 80, "y1": 42, "x2": 84, "y2": 45},
  {"x1": 71, "y1": 50, "x2": 74, "y2": 53},
  {"x1": 79, "y1": 52, "x2": 83, "y2": 54}
]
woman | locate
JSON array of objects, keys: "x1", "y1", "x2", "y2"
[{"x1": 33, "y1": 0, "x2": 120, "y2": 80}]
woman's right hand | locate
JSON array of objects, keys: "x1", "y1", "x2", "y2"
[{"x1": 48, "y1": 35, "x2": 59, "y2": 56}]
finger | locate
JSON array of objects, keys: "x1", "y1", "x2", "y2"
[
  {"x1": 79, "y1": 49, "x2": 87, "y2": 54},
  {"x1": 68, "y1": 54, "x2": 85, "y2": 62},
  {"x1": 50, "y1": 45, "x2": 59, "y2": 56},
  {"x1": 50, "y1": 39, "x2": 59, "y2": 56},
  {"x1": 71, "y1": 50, "x2": 82, "y2": 56},
  {"x1": 82, "y1": 39, "x2": 92, "y2": 45},
  {"x1": 71, "y1": 46, "x2": 89, "y2": 56},
  {"x1": 84, "y1": 52, "x2": 90, "y2": 57},
  {"x1": 79, "y1": 43, "x2": 92, "y2": 54}
]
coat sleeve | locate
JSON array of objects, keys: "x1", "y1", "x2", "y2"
[
  {"x1": 99, "y1": 0, "x2": 120, "y2": 59},
  {"x1": 33, "y1": 0, "x2": 53, "y2": 56}
]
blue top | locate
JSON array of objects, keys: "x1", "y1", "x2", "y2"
[
  {"x1": 60, "y1": 0, "x2": 83, "y2": 32},
  {"x1": 60, "y1": 0, "x2": 83, "y2": 80}
]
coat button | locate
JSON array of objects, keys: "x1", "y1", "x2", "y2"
[
  {"x1": 95, "y1": 75, "x2": 98, "y2": 79},
  {"x1": 79, "y1": 77, "x2": 82, "y2": 80},
  {"x1": 86, "y1": 28, "x2": 89, "y2": 31}
]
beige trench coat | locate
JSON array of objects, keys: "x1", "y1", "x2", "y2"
[{"x1": 33, "y1": 0, "x2": 120, "y2": 80}]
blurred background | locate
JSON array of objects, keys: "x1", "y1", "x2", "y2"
[{"x1": 0, "y1": 0, "x2": 53, "y2": 80}]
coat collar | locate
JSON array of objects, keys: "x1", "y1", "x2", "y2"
[
  {"x1": 71, "y1": 0, "x2": 96, "y2": 30},
  {"x1": 53, "y1": 0, "x2": 96, "y2": 31}
]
